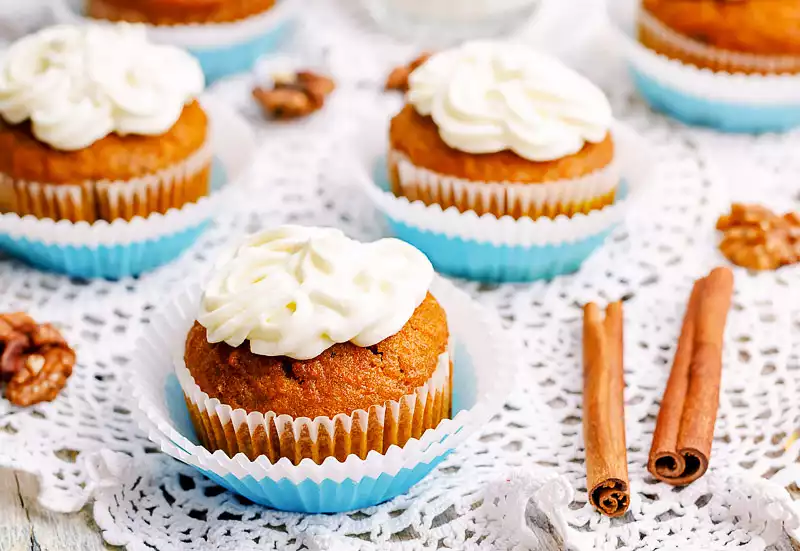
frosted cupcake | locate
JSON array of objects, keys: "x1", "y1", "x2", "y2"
[
  {"x1": 389, "y1": 41, "x2": 618, "y2": 220},
  {"x1": 0, "y1": 24, "x2": 209, "y2": 223},
  {"x1": 609, "y1": 0, "x2": 800, "y2": 133},
  {"x1": 177, "y1": 226, "x2": 452, "y2": 464}
]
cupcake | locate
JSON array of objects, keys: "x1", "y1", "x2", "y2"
[
  {"x1": 0, "y1": 24, "x2": 210, "y2": 223},
  {"x1": 389, "y1": 41, "x2": 618, "y2": 220},
  {"x1": 611, "y1": 0, "x2": 800, "y2": 133},
  {"x1": 639, "y1": 0, "x2": 800, "y2": 75},
  {"x1": 362, "y1": 41, "x2": 640, "y2": 283},
  {"x1": 178, "y1": 225, "x2": 452, "y2": 464},
  {"x1": 86, "y1": 0, "x2": 277, "y2": 25}
]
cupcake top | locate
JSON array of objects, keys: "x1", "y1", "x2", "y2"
[
  {"x1": 198, "y1": 225, "x2": 435, "y2": 360},
  {"x1": 0, "y1": 24, "x2": 204, "y2": 151},
  {"x1": 407, "y1": 41, "x2": 612, "y2": 162}
]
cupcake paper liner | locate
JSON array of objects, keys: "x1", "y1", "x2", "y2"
[
  {"x1": 177, "y1": 348, "x2": 451, "y2": 464},
  {"x1": 609, "y1": 0, "x2": 800, "y2": 133},
  {"x1": 129, "y1": 275, "x2": 519, "y2": 513},
  {"x1": 52, "y1": 0, "x2": 297, "y2": 82},
  {"x1": 0, "y1": 97, "x2": 256, "y2": 279},
  {"x1": 0, "y1": 139, "x2": 212, "y2": 224},
  {"x1": 389, "y1": 150, "x2": 619, "y2": 219},
  {"x1": 358, "y1": 123, "x2": 651, "y2": 283}
]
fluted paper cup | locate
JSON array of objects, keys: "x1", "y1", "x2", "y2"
[
  {"x1": 177, "y1": 348, "x2": 451, "y2": 464},
  {"x1": 609, "y1": 0, "x2": 800, "y2": 133},
  {"x1": 52, "y1": 0, "x2": 298, "y2": 82},
  {"x1": 0, "y1": 97, "x2": 256, "y2": 279},
  {"x1": 389, "y1": 150, "x2": 619, "y2": 219},
  {"x1": 358, "y1": 122, "x2": 651, "y2": 283},
  {"x1": 129, "y1": 274, "x2": 518, "y2": 513},
  {"x1": 0, "y1": 139, "x2": 212, "y2": 223}
]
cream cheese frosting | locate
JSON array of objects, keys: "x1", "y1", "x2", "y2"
[
  {"x1": 0, "y1": 24, "x2": 204, "y2": 151},
  {"x1": 198, "y1": 226, "x2": 435, "y2": 361},
  {"x1": 407, "y1": 41, "x2": 613, "y2": 162}
]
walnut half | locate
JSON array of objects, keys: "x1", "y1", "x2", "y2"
[
  {"x1": 716, "y1": 203, "x2": 800, "y2": 271},
  {"x1": 0, "y1": 313, "x2": 75, "y2": 407},
  {"x1": 253, "y1": 71, "x2": 336, "y2": 120},
  {"x1": 385, "y1": 53, "x2": 432, "y2": 92}
]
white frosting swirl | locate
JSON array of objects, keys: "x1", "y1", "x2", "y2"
[
  {"x1": 0, "y1": 24, "x2": 204, "y2": 151},
  {"x1": 198, "y1": 226, "x2": 435, "y2": 361},
  {"x1": 407, "y1": 41, "x2": 613, "y2": 162}
]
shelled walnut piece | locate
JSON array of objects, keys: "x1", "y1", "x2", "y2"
[
  {"x1": 385, "y1": 53, "x2": 432, "y2": 92},
  {"x1": 252, "y1": 71, "x2": 336, "y2": 120},
  {"x1": 0, "y1": 313, "x2": 75, "y2": 407},
  {"x1": 716, "y1": 204, "x2": 800, "y2": 270}
]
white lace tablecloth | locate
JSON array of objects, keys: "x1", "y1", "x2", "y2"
[{"x1": 1, "y1": 1, "x2": 799, "y2": 549}]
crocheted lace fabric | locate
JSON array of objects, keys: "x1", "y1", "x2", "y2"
[{"x1": 0, "y1": 1, "x2": 798, "y2": 549}]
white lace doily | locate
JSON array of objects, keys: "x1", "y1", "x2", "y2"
[{"x1": 1, "y1": 1, "x2": 799, "y2": 549}]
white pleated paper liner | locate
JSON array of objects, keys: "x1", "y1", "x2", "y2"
[
  {"x1": 0, "y1": 97, "x2": 256, "y2": 279},
  {"x1": 357, "y1": 122, "x2": 653, "y2": 283},
  {"x1": 52, "y1": 0, "x2": 298, "y2": 82},
  {"x1": 129, "y1": 274, "x2": 519, "y2": 513},
  {"x1": 608, "y1": 0, "x2": 800, "y2": 133},
  {"x1": 177, "y1": 345, "x2": 451, "y2": 464}
]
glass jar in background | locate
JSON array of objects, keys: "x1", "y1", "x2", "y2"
[{"x1": 363, "y1": 0, "x2": 542, "y2": 45}]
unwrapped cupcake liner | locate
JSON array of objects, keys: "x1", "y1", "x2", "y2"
[
  {"x1": 129, "y1": 275, "x2": 519, "y2": 512},
  {"x1": 52, "y1": 0, "x2": 298, "y2": 82},
  {"x1": 177, "y1": 347, "x2": 451, "y2": 464},
  {"x1": 389, "y1": 150, "x2": 619, "y2": 219},
  {"x1": 0, "y1": 139, "x2": 212, "y2": 224},
  {"x1": 359, "y1": 123, "x2": 652, "y2": 282},
  {"x1": 0, "y1": 97, "x2": 256, "y2": 279},
  {"x1": 609, "y1": 0, "x2": 800, "y2": 133}
]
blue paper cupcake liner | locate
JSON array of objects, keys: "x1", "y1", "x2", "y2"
[
  {"x1": 631, "y1": 69, "x2": 800, "y2": 134},
  {"x1": 131, "y1": 277, "x2": 518, "y2": 513},
  {"x1": 0, "y1": 222, "x2": 208, "y2": 280},
  {"x1": 385, "y1": 220, "x2": 616, "y2": 283},
  {"x1": 53, "y1": 0, "x2": 297, "y2": 83},
  {"x1": 189, "y1": 19, "x2": 294, "y2": 83},
  {"x1": 196, "y1": 453, "x2": 451, "y2": 513},
  {"x1": 360, "y1": 151, "x2": 640, "y2": 284}
]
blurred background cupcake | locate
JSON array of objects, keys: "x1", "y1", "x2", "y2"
[
  {"x1": 0, "y1": 23, "x2": 255, "y2": 279},
  {"x1": 360, "y1": 41, "x2": 641, "y2": 283},
  {"x1": 639, "y1": 0, "x2": 800, "y2": 75},
  {"x1": 611, "y1": 0, "x2": 800, "y2": 133},
  {"x1": 390, "y1": 41, "x2": 618, "y2": 220},
  {"x1": 55, "y1": 0, "x2": 296, "y2": 82},
  {"x1": 177, "y1": 225, "x2": 451, "y2": 464},
  {"x1": 0, "y1": 24, "x2": 209, "y2": 223}
]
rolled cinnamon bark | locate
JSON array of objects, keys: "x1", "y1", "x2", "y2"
[
  {"x1": 583, "y1": 301, "x2": 630, "y2": 517},
  {"x1": 648, "y1": 267, "x2": 734, "y2": 485}
]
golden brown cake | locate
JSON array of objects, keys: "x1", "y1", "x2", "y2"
[
  {"x1": 389, "y1": 106, "x2": 616, "y2": 218},
  {"x1": 0, "y1": 102, "x2": 210, "y2": 223},
  {"x1": 0, "y1": 24, "x2": 210, "y2": 223},
  {"x1": 639, "y1": 0, "x2": 800, "y2": 74},
  {"x1": 87, "y1": 0, "x2": 277, "y2": 25},
  {"x1": 179, "y1": 226, "x2": 450, "y2": 463},
  {"x1": 185, "y1": 293, "x2": 448, "y2": 419},
  {"x1": 389, "y1": 42, "x2": 618, "y2": 220}
]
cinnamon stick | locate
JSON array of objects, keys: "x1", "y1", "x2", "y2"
[
  {"x1": 648, "y1": 267, "x2": 734, "y2": 485},
  {"x1": 583, "y1": 301, "x2": 630, "y2": 517}
]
